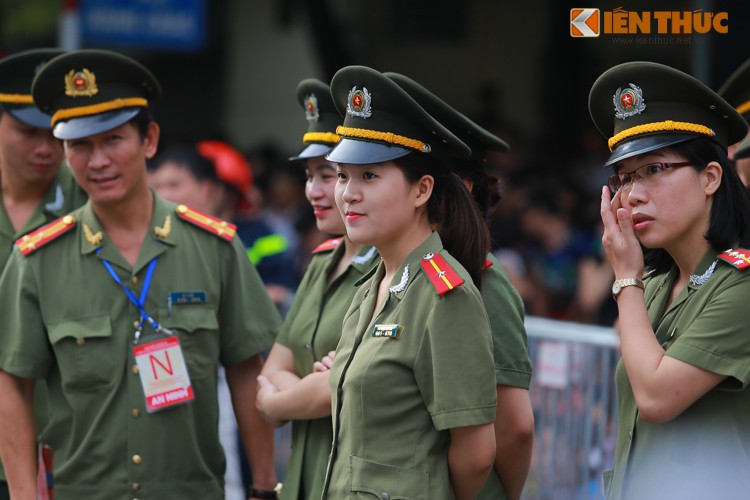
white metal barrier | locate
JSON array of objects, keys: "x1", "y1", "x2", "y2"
[{"x1": 522, "y1": 316, "x2": 620, "y2": 500}]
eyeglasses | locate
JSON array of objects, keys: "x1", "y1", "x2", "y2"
[{"x1": 607, "y1": 161, "x2": 694, "y2": 194}]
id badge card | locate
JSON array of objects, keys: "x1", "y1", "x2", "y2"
[{"x1": 133, "y1": 336, "x2": 195, "y2": 413}]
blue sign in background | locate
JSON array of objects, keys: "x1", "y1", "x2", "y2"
[{"x1": 80, "y1": 0, "x2": 206, "y2": 51}]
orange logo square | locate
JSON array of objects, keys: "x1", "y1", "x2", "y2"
[{"x1": 571, "y1": 8, "x2": 600, "y2": 37}]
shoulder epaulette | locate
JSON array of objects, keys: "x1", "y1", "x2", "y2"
[
  {"x1": 15, "y1": 215, "x2": 76, "y2": 256},
  {"x1": 717, "y1": 248, "x2": 750, "y2": 270},
  {"x1": 483, "y1": 258, "x2": 493, "y2": 270},
  {"x1": 419, "y1": 252, "x2": 465, "y2": 296},
  {"x1": 176, "y1": 205, "x2": 236, "y2": 241},
  {"x1": 312, "y1": 237, "x2": 343, "y2": 254}
]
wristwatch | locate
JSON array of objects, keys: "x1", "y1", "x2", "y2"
[
  {"x1": 249, "y1": 483, "x2": 282, "y2": 499},
  {"x1": 611, "y1": 278, "x2": 645, "y2": 299}
]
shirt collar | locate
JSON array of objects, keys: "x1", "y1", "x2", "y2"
[{"x1": 80, "y1": 193, "x2": 177, "y2": 271}]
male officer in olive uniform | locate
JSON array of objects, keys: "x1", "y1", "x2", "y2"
[
  {"x1": 0, "y1": 47, "x2": 88, "y2": 500},
  {"x1": 386, "y1": 72, "x2": 535, "y2": 500},
  {"x1": 0, "y1": 49, "x2": 280, "y2": 500},
  {"x1": 718, "y1": 58, "x2": 750, "y2": 186}
]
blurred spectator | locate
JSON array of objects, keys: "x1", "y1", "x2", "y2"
[{"x1": 148, "y1": 141, "x2": 298, "y2": 312}]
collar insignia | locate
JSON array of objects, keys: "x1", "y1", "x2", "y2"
[
  {"x1": 83, "y1": 223, "x2": 103, "y2": 247},
  {"x1": 347, "y1": 86, "x2": 372, "y2": 118},
  {"x1": 389, "y1": 264, "x2": 409, "y2": 294},
  {"x1": 304, "y1": 93, "x2": 320, "y2": 121},
  {"x1": 613, "y1": 83, "x2": 646, "y2": 119},
  {"x1": 154, "y1": 214, "x2": 172, "y2": 239},
  {"x1": 65, "y1": 68, "x2": 99, "y2": 97}
]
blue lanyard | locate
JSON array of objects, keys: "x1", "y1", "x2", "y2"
[{"x1": 97, "y1": 249, "x2": 171, "y2": 342}]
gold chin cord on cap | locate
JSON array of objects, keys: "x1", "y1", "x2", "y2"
[
  {"x1": 608, "y1": 120, "x2": 715, "y2": 151},
  {"x1": 303, "y1": 131, "x2": 341, "y2": 144},
  {"x1": 51, "y1": 97, "x2": 148, "y2": 126},
  {"x1": 0, "y1": 93, "x2": 34, "y2": 104},
  {"x1": 336, "y1": 125, "x2": 431, "y2": 153}
]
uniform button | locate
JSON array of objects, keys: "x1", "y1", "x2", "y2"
[
  {"x1": 131, "y1": 276, "x2": 138, "y2": 285},
  {"x1": 132, "y1": 454, "x2": 142, "y2": 465},
  {"x1": 380, "y1": 493, "x2": 390, "y2": 500},
  {"x1": 131, "y1": 409, "x2": 141, "y2": 418},
  {"x1": 133, "y1": 320, "x2": 140, "y2": 330},
  {"x1": 305, "y1": 343, "x2": 311, "y2": 350},
  {"x1": 76, "y1": 338, "x2": 86, "y2": 346},
  {"x1": 628, "y1": 428, "x2": 633, "y2": 440},
  {"x1": 131, "y1": 483, "x2": 141, "y2": 492},
  {"x1": 131, "y1": 365, "x2": 139, "y2": 375}
]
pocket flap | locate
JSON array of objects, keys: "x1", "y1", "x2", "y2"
[
  {"x1": 350, "y1": 455, "x2": 427, "y2": 500},
  {"x1": 48, "y1": 315, "x2": 112, "y2": 344},
  {"x1": 160, "y1": 305, "x2": 218, "y2": 333}
]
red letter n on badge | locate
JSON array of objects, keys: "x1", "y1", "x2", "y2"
[{"x1": 150, "y1": 351, "x2": 174, "y2": 379}]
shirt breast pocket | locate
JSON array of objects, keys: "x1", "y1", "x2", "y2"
[
  {"x1": 159, "y1": 305, "x2": 219, "y2": 380},
  {"x1": 48, "y1": 314, "x2": 118, "y2": 392}
]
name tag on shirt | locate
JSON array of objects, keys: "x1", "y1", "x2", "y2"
[
  {"x1": 372, "y1": 324, "x2": 403, "y2": 339},
  {"x1": 133, "y1": 336, "x2": 194, "y2": 412},
  {"x1": 167, "y1": 291, "x2": 207, "y2": 317}
]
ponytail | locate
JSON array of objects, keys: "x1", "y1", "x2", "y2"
[{"x1": 395, "y1": 154, "x2": 491, "y2": 288}]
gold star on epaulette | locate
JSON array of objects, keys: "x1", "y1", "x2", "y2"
[
  {"x1": 154, "y1": 214, "x2": 171, "y2": 239},
  {"x1": 83, "y1": 223, "x2": 103, "y2": 247}
]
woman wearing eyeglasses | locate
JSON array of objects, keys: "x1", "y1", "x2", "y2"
[{"x1": 591, "y1": 61, "x2": 750, "y2": 499}]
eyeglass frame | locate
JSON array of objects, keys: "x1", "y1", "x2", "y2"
[{"x1": 607, "y1": 161, "x2": 695, "y2": 194}]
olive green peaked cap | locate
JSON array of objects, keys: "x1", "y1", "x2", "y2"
[
  {"x1": 0, "y1": 48, "x2": 65, "y2": 128},
  {"x1": 385, "y1": 71, "x2": 508, "y2": 166},
  {"x1": 589, "y1": 61, "x2": 747, "y2": 166},
  {"x1": 718, "y1": 58, "x2": 750, "y2": 120},
  {"x1": 718, "y1": 58, "x2": 750, "y2": 159},
  {"x1": 290, "y1": 78, "x2": 342, "y2": 160},
  {"x1": 326, "y1": 65, "x2": 470, "y2": 165},
  {"x1": 32, "y1": 49, "x2": 161, "y2": 140}
]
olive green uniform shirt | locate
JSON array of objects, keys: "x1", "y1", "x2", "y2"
[
  {"x1": 476, "y1": 253, "x2": 532, "y2": 500},
  {"x1": 276, "y1": 242, "x2": 378, "y2": 500},
  {"x1": 322, "y1": 232, "x2": 496, "y2": 499},
  {"x1": 0, "y1": 165, "x2": 86, "y2": 483},
  {"x1": 0, "y1": 196, "x2": 280, "y2": 500},
  {"x1": 604, "y1": 248, "x2": 750, "y2": 500}
]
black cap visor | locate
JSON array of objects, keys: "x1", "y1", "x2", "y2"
[
  {"x1": 2, "y1": 104, "x2": 53, "y2": 129},
  {"x1": 606, "y1": 133, "x2": 696, "y2": 166},
  {"x1": 289, "y1": 143, "x2": 334, "y2": 161},
  {"x1": 325, "y1": 137, "x2": 412, "y2": 165},
  {"x1": 53, "y1": 107, "x2": 141, "y2": 141}
]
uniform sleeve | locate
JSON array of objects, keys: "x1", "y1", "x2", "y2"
[
  {"x1": 275, "y1": 255, "x2": 322, "y2": 348},
  {"x1": 414, "y1": 286, "x2": 497, "y2": 431},
  {"x1": 666, "y1": 274, "x2": 750, "y2": 388},
  {"x1": 0, "y1": 249, "x2": 53, "y2": 379},
  {"x1": 483, "y1": 262, "x2": 532, "y2": 388},
  {"x1": 218, "y1": 236, "x2": 281, "y2": 367}
]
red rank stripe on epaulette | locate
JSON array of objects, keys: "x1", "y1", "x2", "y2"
[
  {"x1": 176, "y1": 205, "x2": 236, "y2": 241},
  {"x1": 312, "y1": 237, "x2": 343, "y2": 254},
  {"x1": 483, "y1": 258, "x2": 493, "y2": 270},
  {"x1": 420, "y1": 253, "x2": 465, "y2": 296},
  {"x1": 15, "y1": 215, "x2": 76, "y2": 256},
  {"x1": 717, "y1": 248, "x2": 750, "y2": 270}
]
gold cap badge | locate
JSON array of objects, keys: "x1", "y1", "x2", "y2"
[{"x1": 65, "y1": 68, "x2": 99, "y2": 97}]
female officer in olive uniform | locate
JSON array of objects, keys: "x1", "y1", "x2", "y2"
[
  {"x1": 385, "y1": 72, "x2": 534, "y2": 500},
  {"x1": 321, "y1": 65, "x2": 497, "y2": 500},
  {"x1": 591, "y1": 62, "x2": 750, "y2": 499},
  {"x1": 255, "y1": 78, "x2": 378, "y2": 500}
]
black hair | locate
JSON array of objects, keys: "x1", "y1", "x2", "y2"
[
  {"x1": 129, "y1": 108, "x2": 154, "y2": 142},
  {"x1": 643, "y1": 137, "x2": 750, "y2": 274},
  {"x1": 394, "y1": 153, "x2": 491, "y2": 288},
  {"x1": 455, "y1": 159, "x2": 502, "y2": 219},
  {"x1": 147, "y1": 145, "x2": 219, "y2": 184}
]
